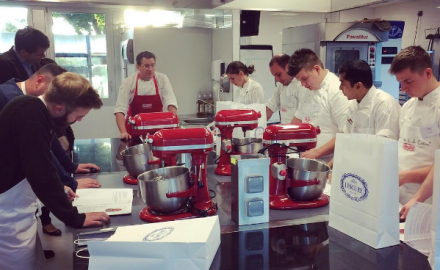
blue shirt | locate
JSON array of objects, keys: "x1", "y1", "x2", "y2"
[{"x1": 13, "y1": 46, "x2": 34, "y2": 78}]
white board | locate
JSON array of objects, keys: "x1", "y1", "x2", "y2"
[{"x1": 239, "y1": 45, "x2": 279, "y2": 123}]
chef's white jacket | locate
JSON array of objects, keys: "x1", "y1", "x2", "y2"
[
  {"x1": 114, "y1": 72, "x2": 178, "y2": 116},
  {"x1": 266, "y1": 78, "x2": 307, "y2": 124},
  {"x1": 233, "y1": 78, "x2": 265, "y2": 105},
  {"x1": 294, "y1": 71, "x2": 349, "y2": 149},
  {"x1": 344, "y1": 86, "x2": 401, "y2": 140}
]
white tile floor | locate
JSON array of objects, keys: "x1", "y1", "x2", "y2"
[{"x1": 38, "y1": 216, "x2": 74, "y2": 270}]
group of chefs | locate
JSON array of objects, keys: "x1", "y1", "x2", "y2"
[{"x1": 0, "y1": 25, "x2": 439, "y2": 269}]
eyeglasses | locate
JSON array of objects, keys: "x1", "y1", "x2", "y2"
[{"x1": 141, "y1": 64, "x2": 156, "y2": 69}]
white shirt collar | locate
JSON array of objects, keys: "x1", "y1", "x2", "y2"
[
  {"x1": 38, "y1": 96, "x2": 47, "y2": 106},
  {"x1": 357, "y1": 86, "x2": 378, "y2": 110},
  {"x1": 238, "y1": 79, "x2": 250, "y2": 90},
  {"x1": 418, "y1": 85, "x2": 440, "y2": 104},
  {"x1": 318, "y1": 69, "x2": 330, "y2": 89}
]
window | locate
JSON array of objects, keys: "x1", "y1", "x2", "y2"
[
  {"x1": 0, "y1": 7, "x2": 28, "y2": 53},
  {"x1": 51, "y1": 12, "x2": 109, "y2": 99}
]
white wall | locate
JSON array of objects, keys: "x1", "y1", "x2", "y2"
[
  {"x1": 374, "y1": 0, "x2": 440, "y2": 77},
  {"x1": 133, "y1": 27, "x2": 212, "y2": 115},
  {"x1": 249, "y1": 12, "x2": 327, "y2": 54}
]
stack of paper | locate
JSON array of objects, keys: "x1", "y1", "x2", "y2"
[
  {"x1": 403, "y1": 202, "x2": 432, "y2": 255},
  {"x1": 73, "y1": 189, "x2": 133, "y2": 216}
]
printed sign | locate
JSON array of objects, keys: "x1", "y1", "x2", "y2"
[
  {"x1": 335, "y1": 29, "x2": 380, "y2": 42},
  {"x1": 143, "y1": 227, "x2": 174, "y2": 241},
  {"x1": 340, "y1": 173, "x2": 369, "y2": 202}
]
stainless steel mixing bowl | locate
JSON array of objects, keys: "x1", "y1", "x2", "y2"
[
  {"x1": 232, "y1": 137, "x2": 263, "y2": 154},
  {"x1": 120, "y1": 143, "x2": 159, "y2": 177},
  {"x1": 286, "y1": 158, "x2": 330, "y2": 201},
  {"x1": 138, "y1": 166, "x2": 191, "y2": 214}
]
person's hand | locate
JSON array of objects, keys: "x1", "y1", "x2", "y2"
[
  {"x1": 83, "y1": 212, "x2": 110, "y2": 227},
  {"x1": 120, "y1": 132, "x2": 132, "y2": 141},
  {"x1": 64, "y1": 186, "x2": 78, "y2": 201},
  {"x1": 77, "y1": 178, "x2": 101, "y2": 189},
  {"x1": 327, "y1": 173, "x2": 332, "y2": 184},
  {"x1": 400, "y1": 198, "x2": 417, "y2": 220},
  {"x1": 76, "y1": 163, "x2": 100, "y2": 173},
  {"x1": 302, "y1": 149, "x2": 321, "y2": 159}
]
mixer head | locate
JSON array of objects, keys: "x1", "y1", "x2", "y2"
[
  {"x1": 128, "y1": 112, "x2": 179, "y2": 136},
  {"x1": 215, "y1": 109, "x2": 261, "y2": 132},
  {"x1": 263, "y1": 124, "x2": 320, "y2": 152}
]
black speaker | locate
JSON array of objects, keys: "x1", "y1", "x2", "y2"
[{"x1": 240, "y1": 11, "x2": 260, "y2": 37}]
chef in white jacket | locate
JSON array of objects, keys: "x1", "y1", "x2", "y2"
[
  {"x1": 287, "y1": 48, "x2": 349, "y2": 163},
  {"x1": 226, "y1": 61, "x2": 265, "y2": 104},
  {"x1": 392, "y1": 46, "x2": 440, "y2": 219},
  {"x1": 266, "y1": 54, "x2": 307, "y2": 123},
  {"x1": 301, "y1": 60, "x2": 401, "y2": 165}
]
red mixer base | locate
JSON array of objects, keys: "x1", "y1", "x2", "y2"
[
  {"x1": 269, "y1": 194, "x2": 329, "y2": 210},
  {"x1": 123, "y1": 174, "x2": 138, "y2": 185},
  {"x1": 215, "y1": 164, "x2": 231, "y2": 176},
  {"x1": 139, "y1": 207, "x2": 197, "y2": 222}
]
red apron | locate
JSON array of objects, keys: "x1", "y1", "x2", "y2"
[{"x1": 125, "y1": 74, "x2": 163, "y2": 135}]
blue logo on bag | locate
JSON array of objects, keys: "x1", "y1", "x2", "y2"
[
  {"x1": 143, "y1": 227, "x2": 174, "y2": 241},
  {"x1": 340, "y1": 173, "x2": 369, "y2": 202}
]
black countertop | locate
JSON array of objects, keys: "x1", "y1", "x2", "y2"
[{"x1": 73, "y1": 138, "x2": 431, "y2": 270}]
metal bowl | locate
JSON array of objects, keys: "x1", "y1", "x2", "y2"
[
  {"x1": 138, "y1": 166, "x2": 191, "y2": 214},
  {"x1": 286, "y1": 158, "x2": 330, "y2": 201},
  {"x1": 120, "y1": 143, "x2": 159, "y2": 177},
  {"x1": 232, "y1": 137, "x2": 263, "y2": 154}
]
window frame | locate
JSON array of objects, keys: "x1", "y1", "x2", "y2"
[{"x1": 45, "y1": 7, "x2": 117, "y2": 105}]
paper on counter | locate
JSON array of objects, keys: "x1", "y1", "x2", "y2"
[
  {"x1": 403, "y1": 202, "x2": 432, "y2": 255},
  {"x1": 73, "y1": 189, "x2": 133, "y2": 216}
]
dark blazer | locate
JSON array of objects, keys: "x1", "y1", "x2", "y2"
[{"x1": 0, "y1": 46, "x2": 50, "y2": 84}]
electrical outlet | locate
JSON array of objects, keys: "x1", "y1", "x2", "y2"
[{"x1": 417, "y1": 11, "x2": 423, "y2": 16}]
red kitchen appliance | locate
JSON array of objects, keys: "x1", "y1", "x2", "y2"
[
  {"x1": 123, "y1": 112, "x2": 179, "y2": 185},
  {"x1": 214, "y1": 109, "x2": 261, "y2": 176},
  {"x1": 139, "y1": 127, "x2": 217, "y2": 222},
  {"x1": 263, "y1": 124, "x2": 329, "y2": 210}
]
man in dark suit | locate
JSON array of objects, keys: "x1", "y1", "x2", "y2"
[{"x1": 0, "y1": 26, "x2": 50, "y2": 84}]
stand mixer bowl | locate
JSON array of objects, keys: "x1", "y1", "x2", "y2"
[
  {"x1": 232, "y1": 137, "x2": 263, "y2": 154},
  {"x1": 120, "y1": 143, "x2": 159, "y2": 177},
  {"x1": 138, "y1": 166, "x2": 191, "y2": 214},
  {"x1": 286, "y1": 158, "x2": 330, "y2": 201}
]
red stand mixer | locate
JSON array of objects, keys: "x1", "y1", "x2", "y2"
[
  {"x1": 139, "y1": 127, "x2": 217, "y2": 222},
  {"x1": 214, "y1": 109, "x2": 261, "y2": 176},
  {"x1": 262, "y1": 124, "x2": 329, "y2": 210},
  {"x1": 122, "y1": 112, "x2": 179, "y2": 185}
]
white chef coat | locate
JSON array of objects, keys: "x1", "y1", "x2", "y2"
[
  {"x1": 294, "y1": 71, "x2": 349, "y2": 162},
  {"x1": 114, "y1": 72, "x2": 178, "y2": 116},
  {"x1": 266, "y1": 78, "x2": 306, "y2": 124},
  {"x1": 233, "y1": 78, "x2": 265, "y2": 105},
  {"x1": 398, "y1": 86, "x2": 440, "y2": 204},
  {"x1": 344, "y1": 86, "x2": 401, "y2": 140}
]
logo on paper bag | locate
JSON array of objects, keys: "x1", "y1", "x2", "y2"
[
  {"x1": 340, "y1": 173, "x2": 369, "y2": 202},
  {"x1": 143, "y1": 227, "x2": 174, "y2": 241}
]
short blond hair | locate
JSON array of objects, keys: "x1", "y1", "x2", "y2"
[
  {"x1": 389, "y1": 46, "x2": 432, "y2": 75},
  {"x1": 44, "y1": 72, "x2": 103, "y2": 111}
]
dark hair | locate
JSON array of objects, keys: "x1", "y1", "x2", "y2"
[
  {"x1": 287, "y1": 48, "x2": 323, "y2": 77},
  {"x1": 269, "y1": 54, "x2": 290, "y2": 68},
  {"x1": 389, "y1": 46, "x2": 432, "y2": 75},
  {"x1": 339, "y1": 60, "x2": 373, "y2": 89},
  {"x1": 34, "y1": 63, "x2": 67, "y2": 77},
  {"x1": 226, "y1": 61, "x2": 254, "y2": 75},
  {"x1": 15, "y1": 27, "x2": 50, "y2": 53},
  {"x1": 136, "y1": 51, "x2": 156, "y2": 66}
]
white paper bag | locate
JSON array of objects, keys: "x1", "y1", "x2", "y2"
[
  {"x1": 88, "y1": 216, "x2": 221, "y2": 270},
  {"x1": 329, "y1": 133, "x2": 399, "y2": 249},
  {"x1": 430, "y1": 150, "x2": 440, "y2": 269},
  {"x1": 215, "y1": 101, "x2": 267, "y2": 155}
]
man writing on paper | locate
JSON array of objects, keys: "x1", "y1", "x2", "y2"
[
  {"x1": 287, "y1": 49, "x2": 349, "y2": 163},
  {"x1": 392, "y1": 46, "x2": 440, "y2": 219},
  {"x1": 115, "y1": 51, "x2": 178, "y2": 140},
  {"x1": 266, "y1": 54, "x2": 306, "y2": 124},
  {"x1": 300, "y1": 60, "x2": 401, "y2": 167},
  {"x1": 0, "y1": 72, "x2": 110, "y2": 269}
]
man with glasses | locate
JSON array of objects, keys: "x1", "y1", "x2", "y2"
[{"x1": 115, "y1": 51, "x2": 178, "y2": 140}]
